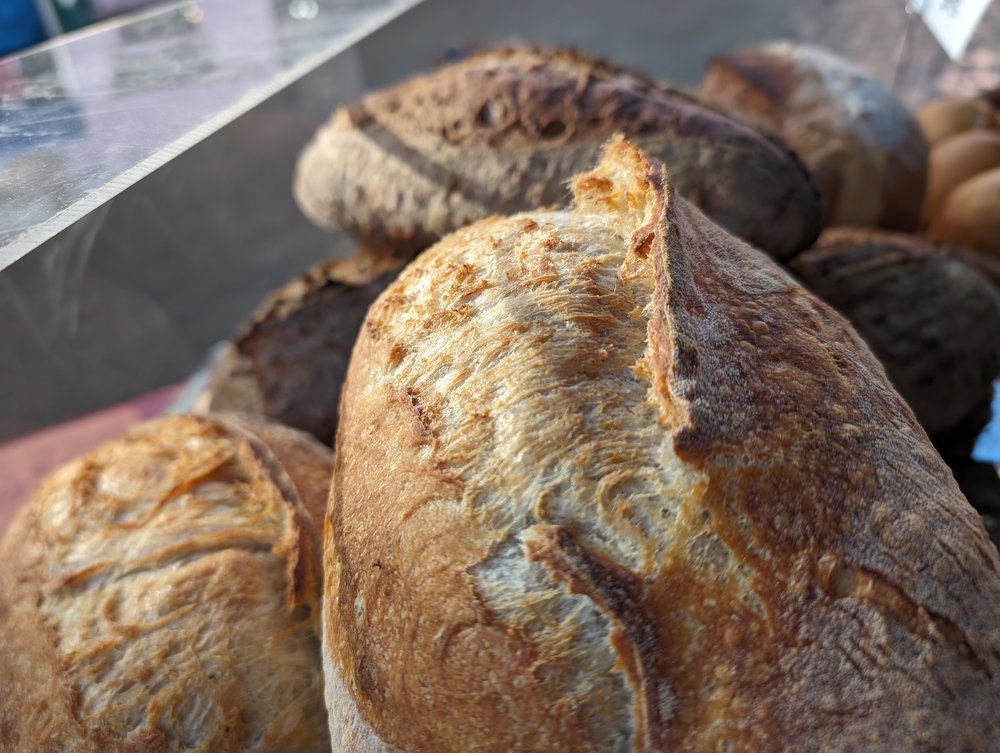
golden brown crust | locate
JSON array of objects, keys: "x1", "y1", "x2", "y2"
[
  {"x1": 325, "y1": 138, "x2": 1000, "y2": 752},
  {"x1": 294, "y1": 45, "x2": 821, "y2": 259},
  {"x1": 701, "y1": 41, "x2": 928, "y2": 231},
  {"x1": 788, "y1": 228, "x2": 1000, "y2": 435},
  {"x1": 0, "y1": 413, "x2": 333, "y2": 753}
]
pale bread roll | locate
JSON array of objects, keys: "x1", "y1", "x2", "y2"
[
  {"x1": 324, "y1": 138, "x2": 1000, "y2": 752},
  {"x1": 929, "y1": 166, "x2": 1000, "y2": 262},
  {"x1": 0, "y1": 413, "x2": 332, "y2": 753},
  {"x1": 923, "y1": 129, "x2": 1000, "y2": 224}
]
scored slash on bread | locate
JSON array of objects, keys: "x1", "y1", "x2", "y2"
[
  {"x1": 325, "y1": 137, "x2": 1000, "y2": 752},
  {"x1": 294, "y1": 45, "x2": 822, "y2": 260}
]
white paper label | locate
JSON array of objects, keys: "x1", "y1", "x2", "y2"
[{"x1": 909, "y1": 0, "x2": 993, "y2": 60}]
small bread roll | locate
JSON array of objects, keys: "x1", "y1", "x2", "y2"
[
  {"x1": 918, "y1": 96, "x2": 999, "y2": 145},
  {"x1": 324, "y1": 138, "x2": 1000, "y2": 752},
  {"x1": 701, "y1": 41, "x2": 928, "y2": 231},
  {"x1": 930, "y1": 167, "x2": 1000, "y2": 261},
  {"x1": 0, "y1": 413, "x2": 332, "y2": 753},
  {"x1": 789, "y1": 228, "x2": 1000, "y2": 435},
  {"x1": 295, "y1": 46, "x2": 822, "y2": 260},
  {"x1": 198, "y1": 247, "x2": 413, "y2": 444},
  {"x1": 923, "y1": 129, "x2": 1000, "y2": 224}
]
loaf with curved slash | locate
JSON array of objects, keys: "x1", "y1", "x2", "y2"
[{"x1": 325, "y1": 137, "x2": 1000, "y2": 753}]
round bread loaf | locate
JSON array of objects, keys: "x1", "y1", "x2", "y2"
[
  {"x1": 0, "y1": 413, "x2": 333, "y2": 753},
  {"x1": 324, "y1": 138, "x2": 1000, "y2": 752},
  {"x1": 789, "y1": 228, "x2": 1000, "y2": 435},
  {"x1": 700, "y1": 41, "x2": 928, "y2": 231},
  {"x1": 294, "y1": 46, "x2": 821, "y2": 260},
  {"x1": 198, "y1": 248, "x2": 412, "y2": 445},
  {"x1": 929, "y1": 166, "x2": 1000, "y2": 262}
]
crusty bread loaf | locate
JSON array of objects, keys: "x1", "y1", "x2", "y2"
[
  {"x1": 324, "y1": 137, "x2": 1000, "y2": 752},
  {"x1": 700, "y1": 41, "x2": 928, "y2": 231},
  {"x1": 295, "y1": 46, "x2": 821, "y2": 260},
  {"x1": 789, "y1": 228, "x2": 1000, "y2": 435},
  {"x1": 0, "y1": 413, "x2": 333, "y2": 753},
  {"x1": 198, "y1": 248, "x2": 412, "y2": 444}
]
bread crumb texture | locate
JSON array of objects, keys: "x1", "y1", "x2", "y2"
[
  {"x1": 326, "y1": 137, "x2": 1000, "y2": 753},
  {"x1": 0, "y1": 413, "x2": 332, "y2": 753}
]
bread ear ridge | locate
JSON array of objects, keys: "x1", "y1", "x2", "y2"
[{"x1": 570, "y1": 135, "x2": 696, "y2": 436}]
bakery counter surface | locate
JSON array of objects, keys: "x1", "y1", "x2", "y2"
[{"x1": 0, "y1": 0, "x2": 422, "y2": 272}]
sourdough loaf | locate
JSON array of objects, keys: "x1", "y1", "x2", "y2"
[
  {"x1": 295, "y1": 46, "x2": 821, "y2": 260},
  {"x1": 789, "y1": 228, "x2": 1000, "y2": 435},
  {"x1": 324, "y1": 138, "x2": 1000, "y2": 752},
  {"x1": 198, "y1": 248, "x2": 412, "y2": 444},
  {"x1": 701, "y1": 41, "x2": 928, "y2": 231},
  {"x1": 0, "y1": 413, "x2": 332, "y2": 753}
]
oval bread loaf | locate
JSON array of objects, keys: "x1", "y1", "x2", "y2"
[
  {"x1": 0, "y1": 413, "x2": 333, "y2": 753},
  {"x1": 324, "y1": 138, "x2": 1000, "y2": 752},
  {"x1": 700, "y1": 41, "x2": 928, "y2": 231},
  {"x1": 789, "y1": 228, "x2": 1000, "y2": 435},
  {"x1": 294, "y1": 46, "x2": 822, "y2": 260}
]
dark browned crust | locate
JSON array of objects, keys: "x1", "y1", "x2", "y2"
[
  {"x1": 789, "y1": 228, "x2": 1000, "y2": 435},
  {"x1": 702, "y1": 50, "x2": 796, "y2": 124},
  {"x1": 295, "y1": 44, "x2": 822, "y2": 259},
  {"x1": 206, "y1": 249, "x2": 413, "y2": 445},
  {"x1": 652, "y1": 152, "x2": 1000, "y2": 750}
]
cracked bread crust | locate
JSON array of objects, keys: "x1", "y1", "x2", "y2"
[
  {"x1": 294, "y1": 45, "x2": 821, "y2": 260},
  {"x1": 0, "y1": 413, "x2": 333, "y2": 753},
  {"x1": 325, "y1": 138, "x2": 1000, "y2": 752}
]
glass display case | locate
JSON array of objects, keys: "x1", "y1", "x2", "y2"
[{"x1": 1, "y1": 0, "x2": 998, "y2": 531}]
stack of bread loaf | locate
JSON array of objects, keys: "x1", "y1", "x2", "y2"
[{"x1": 3, "y1": 42, "x2": 1000, "y2": 753}]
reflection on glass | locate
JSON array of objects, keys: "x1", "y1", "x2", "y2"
[{"x1": 0, "y1": 0, "x2": 424, "y2": 271}]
